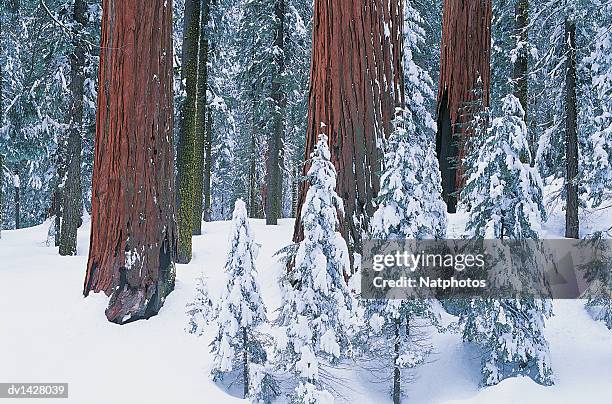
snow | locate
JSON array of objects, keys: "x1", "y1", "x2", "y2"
[{"x1": 1, "y1": 205, "x2": 611, "y2": 403}]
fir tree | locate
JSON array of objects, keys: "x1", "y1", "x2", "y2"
[
  {"x1": 275, "y1": 135, "x2": 355, "y2": 403},
  {"x1": 210, "y1": 199, "x2": 271, "y2": 400},
  {"x1": 460, "y1": 94, "x2": 554, "y2": 387}
]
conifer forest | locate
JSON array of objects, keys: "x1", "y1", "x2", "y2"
[{"x1": 0, "y1": 0, "x2": 611, "y2": 403}]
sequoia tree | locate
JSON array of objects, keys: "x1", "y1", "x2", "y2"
[
  {"x1": 292, "y1": 0, "x2": 405, "y2": 258},
  {"x1": 83, "y1": 0, "x2": 177, "y2": 324},
  {"x1": 59, "y1": 0, "x2": 87, "y2": 256},
  {"x1": 436, "y1": 0, "x2": 492, "y2": 213}
]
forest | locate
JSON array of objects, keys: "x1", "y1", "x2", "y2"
[{"x1": 0, "y1": 0, "x2": 611, "y2": 403}]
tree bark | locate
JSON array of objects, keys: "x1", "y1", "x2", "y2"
[
  {"x1": 59, "y1": 0, "x2": 87, "y2": 256},
  {"x1": 564, "y1": 17, "x2": 579, "y2": 239},
  {"x1": 436, "y1": 0, "x2": 492, "y2": 213},
  {"x1": 265, "y1": 0, "x2": 286, "y2": 226},
  {"x1": 292, "y1": 0, "x2": 405, "y2": 260},
  {"x1": 193, "y1": 0, "x2": 210, "y2": 235},
  {"x1": 393, "y1": 318, "x2": 401, "y2": 404},
  {"x1": 14, "y1": 170, "x2": 19, "y2": 229},
  {"x1": 243, "y1": 327, "x2": 249, "y2": 399},
  {"x1": 176, "y1": 0, "x2": 201, "y2": 262},
  {"x1": 203, "y1": 108, "x2": 213, "y2": 221},
  {"x1": 83, "y1": 0, "x2": 177, "y2": 324}
]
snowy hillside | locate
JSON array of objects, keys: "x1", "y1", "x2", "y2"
[{"x1": 1, "y1": 212, "x2": 610, "y2": 404}]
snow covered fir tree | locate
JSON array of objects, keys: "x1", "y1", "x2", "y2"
[
  {"x1": 460, "y1": 94, "x2": 554, "y2": 386},
  {"x1": 210, "y1": 199, "x2": 271, "y2": 400},
  {"x1": 275, "y1": 135, "x2": 356, "y2": 403},
  {"x1": 1, "y1": 0, "x2": 612, "y2": 403}
]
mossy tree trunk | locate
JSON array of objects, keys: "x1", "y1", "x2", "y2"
[
  {"x1": 193, "y1": 0, "x2": 211, "y2": 234},
  {"x1": 176, "y1": 0, "x2": 201, "y2": 262},
  {"x1": 265, "y1": 0, "x2": 286, "y2": 225},
  {"x1": 84, "y1": 0, "x2": 177, "y2": 324}
]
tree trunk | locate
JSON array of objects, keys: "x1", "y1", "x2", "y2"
[
  {"x1": 193, "y1": 0, "x2": 211, "y2": 235},
  {"x1": 513, "y1": 0, "x2": 528, "y2": 117},
  {"x1": 176, "y1": 0, "x2": 201, "y2": 262},
  {"x1": 84, "y1": 0, "x2": 177, "y2": 324},
  {"x1": 203, "y1": 108, "x2": 213, "y2": 221},
  {"x1": 265, "y1": 0, "x2": 286, "y2": 226},
  {"x1": 249, "y1": 119, "x2": 258, "y2": 218},
  {"x1": 436, "y1": 0, "x2": 492, "y2": 213},
  {"x1": 564, "y1": 17, "x2": 579, "y2": 239},
  {"x1": 393, "y1": 318, "x2": 401, "y2": 404},
  {"x1": 59, "y1": 0, "x2": 87, "y2": 256},
  {"x1": 292, "y1": 0, "x2": 405, "y2": 262},
  {"x1": 243, "y1": 327, "x2": 249, "y2": 399},
  {"x1": 14, "y1": 170, "x2": 19, "y2": 229}
]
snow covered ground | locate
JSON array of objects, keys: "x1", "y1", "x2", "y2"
[{"x1": 1, "y1": 210, "x2": 611, "y2": 403}]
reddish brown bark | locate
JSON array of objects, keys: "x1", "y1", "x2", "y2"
[
  {"x1": 293, "y1": 0, "x2": 405, "y2": 257},
  {"x1": 84, "y1": 0, "x2": 177, "y2": 324},
  {"x1": 436, "y1": 0, "x2": 492, "y2": 212}
]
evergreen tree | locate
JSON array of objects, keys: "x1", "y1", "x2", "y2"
[
  {"x1": 579, "y1": 232, "x2": 612, "y2": 330},
  {"x1": 460, "y1": 94, "x2": 554, "y2": 386},
  {"x1": 210, "y1": 199, "x2": 270, "y2": 400},
  {"x1": 462, "y1": 94, "x2": 545, "y2": 239},
  {"x1": 275, "y1": 135, "x2": 355, "y2": 403}
]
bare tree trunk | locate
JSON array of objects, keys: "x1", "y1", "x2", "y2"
[
  {"x1": 436, "y1": 0, "x2": 492, "y2": 213},
  {"x1": 243, "y1": 327, "x2": 249, "y2": 399},
  {"x1": 203, "y1": 108, "x2": 213, "y2": 221},
  {"x1": 265, "y1": 0, "x2": 286, "y2": 226},
  {"x1": 193, "y1": 0, "x2": 211, "y2": 235},
  {"x1": 59, "y1": 0, "x2": 87, "y2": 256},
  {"x1": 176, "y1": 0, "x2": 201, "y2": 262},
  {"x1": 564, "y1": 17, "x2": 579, "y2": 239},
  {"x1": 292, "y1": 0, "x2": 405, "y2": 264},
  {"x1": 393, "y1": 318, "x2": 401, "y2": 404},
  {"x1": 84, "y1": 0, "x2": 177, "y2": 324}
]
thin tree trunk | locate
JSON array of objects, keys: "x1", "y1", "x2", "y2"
[
  {"x1": 84, "y1": 0, "x2": 177, "y2": 324},
  {"x1": 513, "y1": 0, "x2": 528, "y2": 114},
  {"x1": 59, "y1": 0, "x2": 87, "y2": 256},
  {"x1": 265, "y1": 0, "x2": 286, "y2": 225},
  {"x1": 249, "y1": 117, "x2": 258, "y2": 218},
  {"x1": 176, "y1": 0, "x2": 201, "y2": 262},
  {"x1": 203, "y1": 108, "x2": 213, "y2": 221},
  {"x1": 393, "y1": 318, "x2": 401, "y2": 404},
  {"x1": 14, "y1": 170, "x2": 19, "y2": 229},
  {"x1": 292, "y1": 0, "x2": 405, "y2": 264},
  {"x1": 243, "y1": 327, "x2": 249, "y2": 399},
  {"x1": 436, "y1": 0, "x2": 492, "y2": 213},
  {"x1": 193, "y1": 0, "x2": 211, "y2": 235},
  {"x1": 564, "y1": 17, "x2": 579, "y2": 239}
]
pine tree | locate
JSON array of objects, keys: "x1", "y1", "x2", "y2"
[
  {"x1": 276, "y1": 135, "x2": 355, "y2": 402},
  {"x1": 210, "y1": 199, "x2": 271, "y2": 400},
  {"x1": 462, "y1": 94, "x2": 545, "y2": 239},
  {"x1": 460, "y1": 94, "x2": 553, "y2": 386}
]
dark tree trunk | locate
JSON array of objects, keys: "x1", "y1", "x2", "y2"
[
  {"x1": 513, "y1": 0, "x2": 528, "y2": 115},
  {"x1": 436, "y1": 0, "x2": 492, "y2": 213},
  {"x1": 292, "y1": 0, "x2": 405, "y2": 262},
  {"x1": 203, "y1": 108, "x2": 213, "y2": 221},
  {"x1": 193, "y1": 0, "x2": 211, "y2": 235},
  {"x1": 59, "y1": 0, "x2": 87, "y2": 256},
  {"x1": 14, "y1": 170, "x2": 19, "y2": 229},
  {"x1": 243, "y1": 327, "x2": 249, "y2": 399},
  {"x1": 393, "y1": 318, "x2": 401, "y2": 404},
  {"x1": 564, "y1": 18, "x2": 579, "y2": 239},
  {"x1": 176, "y1": 0, "x2": 201, "y2": 262},
  {"x1": 265, "y1": 0, "x2": 286, "y2": 226},
  {"x1": 249, "y1": 119, "x2": 258, "y2": 218},
  {"x1": 84, "y1": 0, "x2": 177, "y2": 324}
]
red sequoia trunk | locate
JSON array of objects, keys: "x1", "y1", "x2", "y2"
[
  {"x1": 436, "y1": 0, "x2": 492, "y2": 212},
  {"x1": 292, "y1": 0, "x2": 404, "y2": 258},
  {"x1": 84, "y1": 0, "x2": 177, "y2": 324}
]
